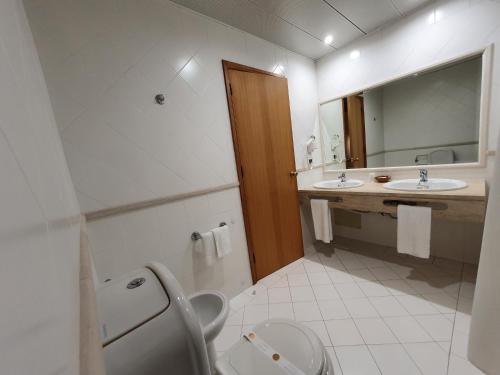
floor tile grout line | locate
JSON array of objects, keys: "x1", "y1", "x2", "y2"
[
  {"x1": 349, "y1": 318, "x2": 384, "y2": 374},
  {"x1": 304, "y1": 258, "x2": 458, "y2": 318},
  {"x1": 329, "y1": 247, "x2": 455, "y2": 373},
  {"x1": 380, "y1": 313, "x2": 437, "y2": 374},
  {"x1": 446, "y1": 261, "x2": 466, "y2": 374},
  {"x1": 303, "y1": 264, "x2": 335, "y2": 346},
  {"x1": 328, "y1": 348, "x2": 345, "y2": 375},
  {"x1": 366, "y1": 343, "x2": 425, "y2": 375},
  {"x1": 226, "y1": 248, "x2": 474, "y2": 373},
  {"x1": 278, "y1": 272, "x2": 297, "y2": 321},
  {"x1": 327, "y1": 341, "x2": 443, "y2": 348},
  {"x1": 317, "y1": 250, "x2": 385, "y2": 374},
  {"x1": 412, "y1": 311, "x2": 455, "y2": 343},
  {"x1": 361, "y1": 274, "x2": 450, "y2": 374},
  {"x1": 298, "y1": 269, "x2": 457, "y2": 316}
]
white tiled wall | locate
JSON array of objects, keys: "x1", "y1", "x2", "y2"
[
  {"x1": 469, "y1": 102, "x2": 500, "y2": 372},
  {"x1": 24, "y1": 0, "x2": 322, "y2": 295},
  {"x1": 88, "y1": 188, "x2": 253, "y2": 297},
  {"x1": 0, "y1": 1, "x2": 81, "y2": 373},
  {"x1": 25, "y1": 0, "x2": 321, "y2": 212},
  {"x1": 381, "y1": 58, "x2": 481, "y2": 159},
  {"x1": 314, "y1": 0, "x2": 500, "y2": 262},
  {"x1": 364, "y1": 88, "x2": 385, "y2": 166},
  {"x1": 319, "y1": 99, "x2": 347, "y2": 167},
  {"x1": 363, "y1": 57, "x2": 481, "y2": 167},
  {"x1": 316, "y1": 0, "x2": 500, "y2": 174}
]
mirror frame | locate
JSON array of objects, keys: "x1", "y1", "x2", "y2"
[{"x1": 318, "y1": 44, "x2": 493, "y2": 173}]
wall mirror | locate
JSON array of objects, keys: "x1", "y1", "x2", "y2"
[{"x1": 319, "y1": 51, "x2": 488, "y2": 171}]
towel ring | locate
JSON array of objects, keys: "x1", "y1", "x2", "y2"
[{"x1": 191, "y1": 222, "x2": 227, "y2": 241}]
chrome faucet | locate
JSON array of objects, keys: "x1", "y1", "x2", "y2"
[
  {"x1": 338, "y1": 172, "x2": 346, "y2": 183},
  {"x1": 419, "y1": 168, "x2": 428, "y2": 184}
]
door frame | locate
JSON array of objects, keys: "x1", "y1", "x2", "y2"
[
  {"x1": 222, "y1": 60, "x2": 301, "y2": 283},
  {"x1": 342, "y1": 94, "x2": 368, "y2": 168}
]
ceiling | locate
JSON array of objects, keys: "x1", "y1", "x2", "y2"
[{"x1": 171, "y1": 0, "x2": 431, "y2": 60}]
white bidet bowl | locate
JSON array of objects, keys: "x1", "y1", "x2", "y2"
[{"x1": 189, "y1": 290, "x2": 229, "y2": 369}]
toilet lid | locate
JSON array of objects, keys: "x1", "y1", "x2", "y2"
[{"x1": 216, "y1": 319, "x2": 325, "y2": 375}]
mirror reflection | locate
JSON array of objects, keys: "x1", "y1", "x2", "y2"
[{"x1": 320, "y1": 55, "x2": 482, "y2": 170}]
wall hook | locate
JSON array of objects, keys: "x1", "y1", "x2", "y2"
[{"x1": 155, "y1": 93, "x2": 166, "y2": 105}]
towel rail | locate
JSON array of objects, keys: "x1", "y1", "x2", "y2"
[
  {"x1": 309, "y1": 196, "x2": 344, "y2": 203},
  {"x1": 382, "y1": 200, "x2": 448, "y2": 210},
  {"x1": 309, "y1": 196, "x2": 448, "y2": 212},
  {"x1": 191, "y1": 222, "x2": 227, "y2": 241}
]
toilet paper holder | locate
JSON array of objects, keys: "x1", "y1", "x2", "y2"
[{"x1": 191, "y1": 222, "x2": 227, "y2": 241}]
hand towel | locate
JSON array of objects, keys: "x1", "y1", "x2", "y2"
[
  {"x1": 310, "y1": 199, "x2": 333, "y2": 243},
  {"x1": 397, "y1": 204, "x2": 432, "y2": 259},
  {"x1": 194, "y1": 231, "x2": 217, "y2": 266},
  {"x1": 212, "y1": 225, "x2": 232, "y2": 258}
]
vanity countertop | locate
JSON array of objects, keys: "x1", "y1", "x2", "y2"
[{"x1": 299, "y1": 179, "x2": 486, "y2": 201}]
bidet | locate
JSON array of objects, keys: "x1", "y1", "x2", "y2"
[{"x1": 189, "y1": 290, "x2": 229, "y2": 370}]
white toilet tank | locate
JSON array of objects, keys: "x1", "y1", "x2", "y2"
[
  {"x1": 429, "y1": 149, "x2": 454, "y2": 164},
  {"x1": 96, "y1": 267, "x2": 209, "y2": 375}
]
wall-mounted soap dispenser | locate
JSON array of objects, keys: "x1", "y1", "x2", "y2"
[{"x1": 306, "y1": 135, "x2": 317, "y2": 168}]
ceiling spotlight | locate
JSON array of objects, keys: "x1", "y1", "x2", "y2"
[
  {"x1": 427, "y1": 10, "x2": 443, "y2": 24},
  {"x1": 350, "y1": 50, "x2": 360, "y2": 59},
  {"x1": 273, "y1": 65, "x2": 285, "y2": 75},
  {"x1": 324, "y1": 35, "x2": 333, "y2": 45}
]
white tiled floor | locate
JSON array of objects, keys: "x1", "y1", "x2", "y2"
[{"x1": 215, "y1": 242, "x2": 484, "y2": 374}]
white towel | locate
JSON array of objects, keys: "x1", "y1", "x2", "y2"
[
  {"x1": 310, "y1": 199, "x2": 333, "y2": 243},
  {"x1": 397, "y1": 205, "x2": 432, "y2": 259},
  {"x1": 194, "y1": 231, "x2": 217, "y2": 266},
  {"x1": 212, "y1": 225, "x2": 232, "y2": 258}
]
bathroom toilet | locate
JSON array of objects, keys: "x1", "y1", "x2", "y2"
[
  {"x1": 97, "y1": 262, "x2": 333, "y2": 375},
  {"x1": 216, "y1": 319, "x2": 333, "y2": 375},
  {"x1": 429, "y1": 149, "x2": 454, "y2": 164}
]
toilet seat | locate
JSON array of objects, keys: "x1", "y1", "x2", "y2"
[{"x1": 215, "y1": 319, "x2": 331, "y2": 375}]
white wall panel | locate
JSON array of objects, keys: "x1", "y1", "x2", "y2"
[
  {"x1": 0, "y1": 1, "x2": 81, "y2": 373},
  {"x1": 315, "y1": 0, "x2": 499, "y2": 264},
  {"x1": 317, "y1": 0, "x2": 500, "y2": 156},
  {"x1": 24, "y1": 0, "x2": 321, "y2": 296}
]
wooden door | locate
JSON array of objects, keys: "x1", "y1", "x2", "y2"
[
  {"x1": 343, "y1": 95, "x2": 367, "y2": 168},
  {"x1": 222, "y1": 61, "x2": 304, "y2": 282}
]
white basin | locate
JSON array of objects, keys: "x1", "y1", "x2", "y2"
[
  {"x1": 189, "y1": 290, "x2": 229, "y2": 370},
  {"x1": 383, "y1": 178, "x2": 467, "y2": 191},
  {"x1": 313, "y1": 179, "x2": 364, "y2": 189}
]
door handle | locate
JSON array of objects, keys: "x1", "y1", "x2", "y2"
[{"x1": 290, "y1": 171, "x2": 298, "y2": 176}]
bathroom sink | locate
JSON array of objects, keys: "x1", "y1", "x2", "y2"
[
  {"x1": 383, "y1": 178, "x2": 467, "y2": 191},
  {"x1": 189, "y1": 290, "x2": 229, "y2": 342},
  {"x1": 313, "y1": 179, "x2": 364, "y2": 189}
]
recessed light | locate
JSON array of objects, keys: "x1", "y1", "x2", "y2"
[
  {"x1": 324, "y1": 35, "x2": 333, "y2": 45},
  {"x1": 427, "y1": 10, "x2": 443, "y2": 24},
  {"x1": 436, "y1": 11, "x2": 443, "y2": 21},
  {"x1": 273, "y1": 65, "x2": 285, "y2": 75},
  {"x1": 350, "y1": 50, "x2": 360, "y2": 59}
]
